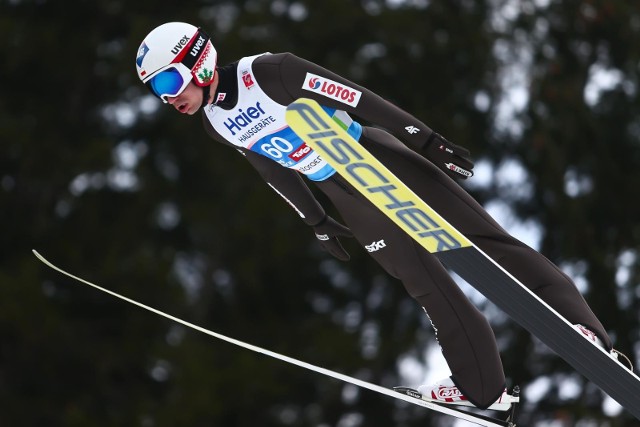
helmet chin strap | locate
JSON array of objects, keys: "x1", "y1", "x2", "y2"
[{"x1": 200, "y1": 84, "x2": 211, "y2": 108}]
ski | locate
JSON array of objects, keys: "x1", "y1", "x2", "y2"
[
  {"x1": 33, "y1": 250, "x2": 511, "y2": 427},
  {"x1": 285, "y1": 98, "x2": 640, "y2": 420}
]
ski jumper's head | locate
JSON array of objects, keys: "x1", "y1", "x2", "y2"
[{"x1": 136, "y1": 22, "x2": 217, "y2": 104}]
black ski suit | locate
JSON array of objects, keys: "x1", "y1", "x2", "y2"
[{"x1": 201, "y1": 52, "x2": 611, "y2": 409}]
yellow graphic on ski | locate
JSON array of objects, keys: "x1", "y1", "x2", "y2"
[{"x1": 285, "y1": 98, "x2": 471, "y2": 254}]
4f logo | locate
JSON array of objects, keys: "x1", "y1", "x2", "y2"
[
  {"x1": 405, "y1": 126, "x2": 420, "y2": 135},
  {"x1": 365, "y1": 239, "x2": 386, "y2": 252},
  {"x1": 242, "y1": 71, "x2": 255, "y2": 89}
]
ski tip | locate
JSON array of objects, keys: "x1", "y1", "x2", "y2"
[
  {"x1": 393, "y1": 386, "x2": 422, "y2": 400},
  {"x1": 32, "y1": 250, "x2": 50, "y2": 266}
]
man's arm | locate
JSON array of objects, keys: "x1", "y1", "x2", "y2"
[
  {"x1": 253, "y1": 52, "x2": 434, "y2": 150},
  {"x1": 241, "y1": 147, "x2": 328, "y2": 226},
  {"x1": 202, "y1": 116, "x2": 353, "y2": 260},
  {"x1": 202, "y1": 114, "x2": 325, "y2": 225},
  {"x1": 254, "y1": 53, "x2": 474, "y2": 179}
]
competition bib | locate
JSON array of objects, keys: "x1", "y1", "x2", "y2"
[{"x1": 204, "y1": 54, "x2": 361, "y2": 181}]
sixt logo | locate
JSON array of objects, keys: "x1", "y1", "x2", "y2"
[
  {"x1": 302, "y1": 73, "x2": 362, "y2": 107},
  {"x1": 171, "y1": 35, "x2": 190, "y2": 55},
  {"x1": 365, "y1": 239, "x2": 386, "y2": 252},
  {"x1": 136, "y1": 43, "x2": 149, "y2": 67}
]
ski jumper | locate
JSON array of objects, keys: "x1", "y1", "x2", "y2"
[{"x1": 201, "y1": 52, "x2": 611, "y2": 409}]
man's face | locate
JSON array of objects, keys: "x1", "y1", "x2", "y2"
[{"x1": 166, "y1": 81, "x2": 203, "y2": 115}]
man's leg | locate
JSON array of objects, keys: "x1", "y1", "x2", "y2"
[
  {"x1": 317, "y1": 177, "x2": 506, "y2": 408},
  {"x1": 361, "y1": 127, "x2": 612, "y2": 348}
]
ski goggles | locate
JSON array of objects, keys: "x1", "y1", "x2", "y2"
[{"x1": 146, "y1": 63, "x2": 193, "y2": 103}]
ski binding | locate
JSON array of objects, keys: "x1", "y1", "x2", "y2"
[{"x1": 393, "y1": 385, "x2": 520, "y2": 427}]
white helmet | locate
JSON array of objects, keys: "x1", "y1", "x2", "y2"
[{"x1": 136, "y1": 22, "x2": 217, "y2": 102}]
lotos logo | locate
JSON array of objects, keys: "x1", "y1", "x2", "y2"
[
  {"x1": 171, "y1": 35, "x2": 190, "y2": 55},
  {"x1": 302, "y1": 73, "x2": 362, "y2": 107},
  {"x1": 308, "y1": 77, "x2": 321, "y2": 89},
  {"x1": 288, "y1": 142, "x2": 312, "y2": 161}
]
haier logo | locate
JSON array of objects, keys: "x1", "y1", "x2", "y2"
[
  {"x1": 223, "y1": 101, "x2": 274, "y2": 136},
  {"x1": 302, "y1": 73, "x2": 362, "y2": 107},
  {"x1": 171, "y1": 35, "x2": 190, "y2": 55}
]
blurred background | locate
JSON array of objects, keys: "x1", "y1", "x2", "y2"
[{"x1": 3, "y1": 0, "x2": 640, "y2": 426}]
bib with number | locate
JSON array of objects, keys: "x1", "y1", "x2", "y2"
[{"x1": 204, "y1": 54, "x2": 362, "y2": 181}]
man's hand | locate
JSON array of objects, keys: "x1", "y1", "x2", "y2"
[
  {"x1": 423, "y1": 133, "x2": 474, "y2": 180},
  {"x1": 312, "y1": 216, "x2": 353, "y2": 261}
]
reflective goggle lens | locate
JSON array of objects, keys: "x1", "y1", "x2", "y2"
[{"x1": 148, "y1": 67, "x2": 187, "y2": 100}]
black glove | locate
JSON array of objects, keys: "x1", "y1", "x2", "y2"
[
  {"x1": 423, "y1": 132, "x2": 474, "y2": 180},
  {"x1": 312, "y1": 216, "x2": 353, "y2": 261}
]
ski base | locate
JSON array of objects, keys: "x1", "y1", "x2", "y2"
[{"x1": 394, "y1": 386, "x2": 520, "y2": 427}]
